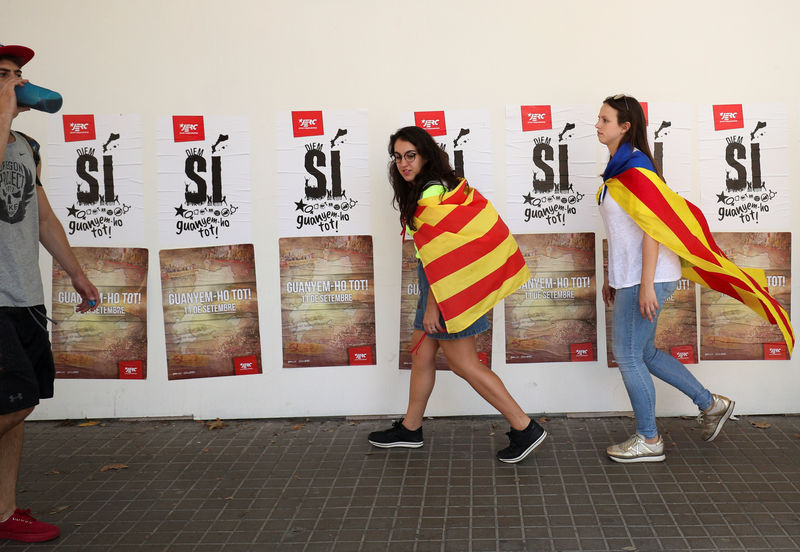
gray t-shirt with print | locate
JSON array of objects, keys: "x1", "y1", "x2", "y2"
[{"x1": 0, "y1": 130, "x2": 43, "y2": 306}]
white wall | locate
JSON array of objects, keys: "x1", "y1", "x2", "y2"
[{"x1": 6, "y1": 0, "x2": 798, "y2": 420}]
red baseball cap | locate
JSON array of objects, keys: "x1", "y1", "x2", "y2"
[{"x1": 0, "y1": 44, "x2": 34, "y2": 66}]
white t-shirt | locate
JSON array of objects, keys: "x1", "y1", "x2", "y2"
[{"x1": 599, "y1": 192, "x2": 681, "y2": 289}]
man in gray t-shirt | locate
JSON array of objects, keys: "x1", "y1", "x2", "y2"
[{"x1": 0, "y1": 43, "x2": 99, "y2": 543}]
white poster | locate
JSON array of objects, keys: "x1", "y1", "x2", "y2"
[
  {"x1": 277, "y1": 110, "x2": 369, "y2": 237},
  {"x1": 506, "y1": 104, "x2": 597, "y2": 233},
  {"x1": 157, "y1": 116, "x2": 252, "y2": 246},
  {"x1": 399, "y1": 109, "x2": 493, "y2": 199},
  {"x1": 47, "y1": 114, "x2": 144, "y2": 246},
  {"x1": 699, "y1": 103, "x2": 789, "y2": 230},
  {"x1": 644, "y1": 102, "x2": 692, "y2": 197}
]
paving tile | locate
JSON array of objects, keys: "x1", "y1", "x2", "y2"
[{"x1": 0, "y1": 415, "x2": 797, "y2": 552}]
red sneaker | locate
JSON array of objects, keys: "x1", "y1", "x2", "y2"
[{"x1": 0, "y1": 509, "x2": 60, "y2": 542}]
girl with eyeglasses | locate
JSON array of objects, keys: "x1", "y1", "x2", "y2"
[
  {"x1": 596, "y1": 95, "x2": 734, "y2": 463},
  {"x1": 368, "y1": 126, "x2": 546, "y2": 463}
]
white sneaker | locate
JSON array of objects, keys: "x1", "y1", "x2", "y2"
[{"x1": 606, "y1": 433, "x2": 665, "y2": 463}]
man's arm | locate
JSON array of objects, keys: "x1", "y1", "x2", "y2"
[
  {"x1": 36, "y1": 179, "x2": 99, "y2": 312},
  {"x1": 0, "y1": 80, "x2": 18, "y2": 160},
  {"x1": 0, "y1": 70, "x2": 28, "y2": 160}
]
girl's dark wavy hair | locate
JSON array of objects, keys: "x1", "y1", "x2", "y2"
[
  {"x1": 603, "y1": 94, "x2": 663, "y2": 180},
  {"x1": 388, "y1": 126, "x2": 459, "y2": 231}
]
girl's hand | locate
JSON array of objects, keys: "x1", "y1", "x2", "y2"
[
  {"x1": 602, "y1": 282, "x2": 616, "y2": 307},
  {"x1": 639, "y1": 284, "x2": 659, "y2": 322},
  {"x1": 422, "y1": 302, "x2": 445, "y2": 334}
]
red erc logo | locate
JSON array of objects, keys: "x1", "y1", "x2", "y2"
[
  {"x1": 348, "y1": 346, "x2": 373, "y2": 366},
  {"x1": 713, "y1": 104, "x2": 744, "y2": 131},
  {"x1": 763, "y1": 342, "x2": 787, "y2": 360},
  {"x1": 234, "y1": 355, "x2": 260, "y2": 375},
  {"x1": 63, "y1": 114, "x2": 96, "y2": 142},
  {"x1": 414, "y1": 111, "x2": 447, "y2": 136},
  {"x1": 670, "y1": 345, "x2": 695, "y2": 364},
  {"x1": 292, "y1": 110, "x2": 324, "y2": 137},
  {"x1": 520, "y1": 105, "x2": 552, "y2": 132},
  {"x1": 118, "y1": 360, "x2": 144, "y2": 379},
  {"x1": 570, "y1": 342, "x2": 594, "y2": 362},
  {"x1": 173, "y1": 115, "x2": 205, "y2": 142}
]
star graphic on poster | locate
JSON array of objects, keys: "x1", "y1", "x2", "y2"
[
  {"x1": 67, "y1": 204, "x2": 79, "y2": 217},
  {"x1": 175, "y1": 204, "x2": 187, "y2": 216},
  {"x1": 716, "y1": 192, "x2": 729, "y2": 203},
  {"x1": 523, "y1": 193, "x2": 534, "y2": 205},
  {"x1": 295, "y1": 199, "x2": 308, "y2": 211}
]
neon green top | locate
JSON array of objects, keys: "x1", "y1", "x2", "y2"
[{"x1": 408, "y1": 182, "x2": 446, "y2": 258}]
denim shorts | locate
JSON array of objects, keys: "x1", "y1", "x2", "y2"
[{"x1": 413, "y1": 262, "x2": 489, "y2": 340}]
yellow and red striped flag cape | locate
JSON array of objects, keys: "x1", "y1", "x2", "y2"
[
  {"x1": 598, "y1": 167, "x2": 794, "y2": 354},
  {"x1": 411, "y1": 179, "x2": 529, "y2": 334}
]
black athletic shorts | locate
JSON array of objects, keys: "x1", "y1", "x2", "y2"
[{"x1": 0, "y1": 305, "x2": 55, "y2": 414}]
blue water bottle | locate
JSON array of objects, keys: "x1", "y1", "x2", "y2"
[{"x1": 15, "y1": 82, "x2": 63, "y2": 113}]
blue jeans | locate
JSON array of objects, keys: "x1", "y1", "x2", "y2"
[{"x1": 612, "y1": 281, "x2": 713, "y2": 439}]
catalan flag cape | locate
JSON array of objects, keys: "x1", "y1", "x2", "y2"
[
  {"x1": 411, "y1": 178, "x2": 530, "y2": 334},
  {"x1": 597, "y1": 143, "x2": 794, "y2": 354}
]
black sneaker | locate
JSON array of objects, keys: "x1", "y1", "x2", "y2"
[
  {"x1": 368, "y1": 420, "x2": 423, "y2": 448},
  {"x1": 496, "y1": 419, "x2": 547, "y2": 463}
]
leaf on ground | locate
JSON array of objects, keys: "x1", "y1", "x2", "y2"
[
  {"x1": 538, "y1": 417, "x2": 549, "y2": 423},
  {"x1": 224, "y1": 496, "x2": 233, "y2": 501},
  {"x1": 291, "y1": 424, "x2": 304, "y2": 431},
  {"x1": 206, "y1": 418, "x2": 226, "y2": 430},
  {"x1": 45, "y1": 470, "x2": 61, "y2": 475},
  {"x1": 48, "y1": 505, "x2": 70, "y2": 515},
  {"x1": 201, "y1": 448, "x2": 209, "y2": 453},
  {"x1": 751, "y1": 422, "x2": 771, "y2": 429},
  {"x1": 514, "y1": 477, "x2": 520, "y2": 483},
  {"x1": 99, "y1": 463, "x2": 128, "y2": 472},
  {"x1": 78, "y1": 420, "x2": 101, "y2": 427},
  {"x1": 622, "y1": 547, "x2": 637, "y2": 552},
  {"x1": 792, "y1": 433, "x2": 800, "y2": 439}
]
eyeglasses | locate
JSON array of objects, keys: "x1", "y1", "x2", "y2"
[
  {"x1": 391, "y1": 151, "x2": 418, "y2": 164},
  {"x1": 606, "y1": 93, "x2": 630, "y2": 111}
]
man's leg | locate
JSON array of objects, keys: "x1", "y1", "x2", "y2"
[{"x1": 0, "y1": 408, "x2": 33, "y2": 521}]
